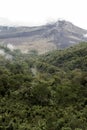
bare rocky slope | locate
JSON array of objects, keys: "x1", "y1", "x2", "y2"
[{"x1": 0, "y1": 20, "x2": 87, "y2": 54}]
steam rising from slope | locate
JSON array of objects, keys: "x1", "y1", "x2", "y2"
[
  {"x1": 0, "y1": 49, "x2": 5, "y2": 56},
  {"x1": 0, "y1": 46, "x2": 13, "y2": 60},
  {"x1": 7, "y1": 44, "x2": 14, "y2": 51}
]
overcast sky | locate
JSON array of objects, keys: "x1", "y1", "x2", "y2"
[{"x1": 0, "y1": 0, "x2": 87, "y2": 29}]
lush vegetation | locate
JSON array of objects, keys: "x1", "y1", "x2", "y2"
[{"x1": 0, "y1": 43, "x2": 87, "y2": 130}]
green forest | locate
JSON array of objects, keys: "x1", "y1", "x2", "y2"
[{"x1": 0, "y1": 42, "x2": 87, "y2": 130}]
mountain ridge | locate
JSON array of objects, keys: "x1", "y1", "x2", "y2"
[{"x1": 0, "y1": 20, "x2": 87, "y2": 54}]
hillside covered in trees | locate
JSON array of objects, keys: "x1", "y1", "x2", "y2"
[{"x1": 0, "y1": 42, "x2": 87, "y2": 130}]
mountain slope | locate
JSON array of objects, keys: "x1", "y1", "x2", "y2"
[
  {"x1": 38, "y1": 42, "x2": 87, "y2": 72},
  {"x1": 0, "y1": 20, "x2": 87, "y2": 53}
]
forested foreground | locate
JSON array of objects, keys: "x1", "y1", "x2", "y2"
[{"x1": 0, "y1": 43, "x2": 87, "y2": 130}]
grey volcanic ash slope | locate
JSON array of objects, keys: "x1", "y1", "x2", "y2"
[{"x1": 0, "y1": 20, "x2": 87, "y2": 54}]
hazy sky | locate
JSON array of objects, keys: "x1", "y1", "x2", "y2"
[{"x1": 0, "y1": 0, "x2": 87, "y2": 29}]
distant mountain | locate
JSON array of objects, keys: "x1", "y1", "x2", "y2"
[{"x1": 0, "y1": 20, "x2": 87, "y2": 54}]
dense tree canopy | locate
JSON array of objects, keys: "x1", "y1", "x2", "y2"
[{"x1": 0, "y1": 42, "x2": 87, "y2": 130}]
